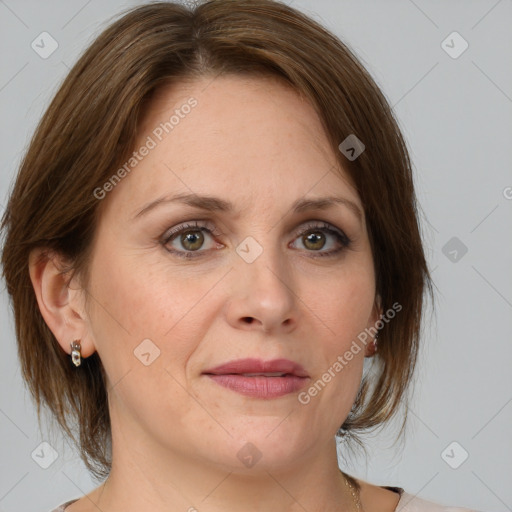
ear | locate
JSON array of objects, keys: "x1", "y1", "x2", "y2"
[
  {"x1": 364, "y1": 293, "x2": 382, "y2": 357},
  {"x1": 28, "y1": 248, "x2": 96, "y2": 359}
]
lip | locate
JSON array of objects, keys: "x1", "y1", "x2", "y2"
[
  {"x1": 202, "y1": 358, "x2": 310, "y2": 399},
  {"x1": 203, "y1": 358, "x2": 309, "y2": 377}
]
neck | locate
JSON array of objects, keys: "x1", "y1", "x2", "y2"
[{"x1": 89, "y1": 434, "x2": 357, "y2": 512}]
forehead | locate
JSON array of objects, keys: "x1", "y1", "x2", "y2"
[{"x1": 105, "y1": 74, "x2": 360, "y2": 215}]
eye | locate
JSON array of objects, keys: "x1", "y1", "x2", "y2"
[
  {"x1": 161, "y1": 221, "x2": 222, "y2": 258},
  {"x1": 161, "y1": 220, "x2": 351, "y2": 259},
  {"x1": 289, "y1": 221, "x2": 351, "y2": 257}
]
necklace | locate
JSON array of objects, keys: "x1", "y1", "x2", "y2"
[
  {"x1": 100, "y1": 471, "x2": 362, "y2": 510},
  {"x1": 342, "y1": 472, "x2": 362, "y2": 512}
]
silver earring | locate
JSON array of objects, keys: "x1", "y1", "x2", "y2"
[{"x1": 70, "y1": 340, "x2": 81, "y2": 367}]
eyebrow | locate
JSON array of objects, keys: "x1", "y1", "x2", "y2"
[{"x1": 133, "y1": 193, "x2": 363, "y2": 223}]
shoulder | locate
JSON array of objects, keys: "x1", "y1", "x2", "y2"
[
  {"x1": 50, "y1": 488, "x2": 483, "y2": 512},
  {"x1": 356, "y1": 477, "x2": 481, "y2": 512},
  {"x1": 48, "y1": 499, "x2": 79, "y2": 512},
  {"x1": 396, "y1": 490, "x2": 482, "y2": 512}
]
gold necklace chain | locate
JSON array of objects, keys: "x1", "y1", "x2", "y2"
[
  {"x1": 100, "y1": 471, "x2": 361, "y2": 510},
  {"x1": 342, "y1": 472, "x2": 362, "y2": 512}
]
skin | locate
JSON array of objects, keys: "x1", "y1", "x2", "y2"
[{"x1": 30, "y1": 75, "x2": 400, "y2": 512}]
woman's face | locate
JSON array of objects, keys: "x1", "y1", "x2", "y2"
[{"x1": 80, "y1": 75, "x2": 380, "y2": 473}]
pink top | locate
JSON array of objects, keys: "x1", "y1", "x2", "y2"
[{"x1": 50, "y1": 486, "x2": 481, "y2": 511}]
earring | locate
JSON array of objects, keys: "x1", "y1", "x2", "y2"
[
  {"x1": 366, "y1": 332, "x2": 379, "y2": 357},
  {"x1": 337, "y1": 427, "x2": 351, "y2": 442},
  {"x1": 70, "y1": 340, "x2": 82, "y2": 367}
]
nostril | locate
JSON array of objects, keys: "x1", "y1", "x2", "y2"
[{"x1": 242, "y1": 317, "x2": 254, "y2": 324}]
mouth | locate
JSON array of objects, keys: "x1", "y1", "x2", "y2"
[{"x1": 202, "y1": 358, "x2": 310, "y2": 399}]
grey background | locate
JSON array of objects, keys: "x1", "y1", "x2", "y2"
[{"x1": 0, "y1": 1, "x2": 511, "y2": 511}]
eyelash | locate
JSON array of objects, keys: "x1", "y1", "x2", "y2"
[{"x1": 161, "y1": 220, "x2": 352, "y2": 259}]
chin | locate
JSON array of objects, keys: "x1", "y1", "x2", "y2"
[{"x1": 203, "y1": 421, "x2": 313, "y2": 471}]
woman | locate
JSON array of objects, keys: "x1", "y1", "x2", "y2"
[{"x1": 1, "y1": 1, "x2": 480, "y2": 511}]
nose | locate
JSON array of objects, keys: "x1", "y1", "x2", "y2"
[{"x1": 224, "y1": 245, "x2": 298, "y2": 335}]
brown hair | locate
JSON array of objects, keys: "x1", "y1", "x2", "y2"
[{"x1": 1, "y1": 0, "x2": 433, "y2": 481}]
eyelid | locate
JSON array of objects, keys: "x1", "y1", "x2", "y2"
[
  {"x1": 162, "y1": 219, "x2": 347, "y2": 242},
  {"x1": 160, "y1": 218, "x2": 351, "y2": 258},
  {"x1": 161, "y1": 220, "x2": 223, "y2": 242},
  {"x1": 290, "y1": 220, "x2": 350, "y2": 244}
]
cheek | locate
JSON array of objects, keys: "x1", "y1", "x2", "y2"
[
  {"x1": 84, "y1": 243, "x2": 221, "y2": 383},
  {"x1": 297, "y1": 260, "x2": 374, "y2": 416},
  {"x1": 308, "y1": 263, "x2": 375, "y2": 342},
  {"x1": 87, "y1": 241, "x2": 167, "y2": 333},
  {"x1": 84, "y1": 247, "x2": 208, "y2": 432}
]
